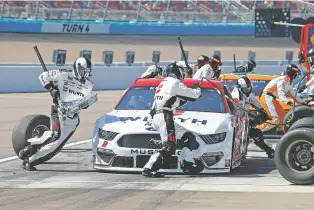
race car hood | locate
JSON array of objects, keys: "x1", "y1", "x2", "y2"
[{"x1": 96, "y1": 110, "x2": 233, "y2": 135}]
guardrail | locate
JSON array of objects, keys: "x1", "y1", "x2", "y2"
[
  {"x1": 0, "y1": 19, "x2": 254, "y2": 35},
  {"x1": 0, "y1": 61, "x2": 297, "y2": 93}
]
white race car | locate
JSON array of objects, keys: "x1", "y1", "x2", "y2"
[{"x1": 92, "y1": 78, "x2": 250, "y2": 173}]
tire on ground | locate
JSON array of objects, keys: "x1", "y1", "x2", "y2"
[
  {"x1": 275, "y1": 128, "x2": 314, "y2": 185},
  {"x1": 12, "y1": 115, "x2": 50, "y2": 158},
  {"x1": 283, "y1": 105, "x2": 314, "y2": 133}
]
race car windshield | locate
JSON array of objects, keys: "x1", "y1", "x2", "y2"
[
  {"x1": 222, "y1": 79, "x2": 269, "y2": 96},
  {"x1": 115, "y1": 86, "x2": 226, "y2": 113}
]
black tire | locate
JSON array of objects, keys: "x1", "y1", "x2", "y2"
[
  {"x1": 283, "y1": 105, "x2": 314, "y2": 133},
  {"x1": 289, "y1": 117, "x2": 314, "y2": 132},
  {"x1": 275, "y1": 128, "x2": 314, "y2": 185},
  {"x1": 12, "y1": 115, "x2": 50, "y2": 158}
]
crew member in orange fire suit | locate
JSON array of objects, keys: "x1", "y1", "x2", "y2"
[{"x1": 256, "y1": 64, "x2": 303, "y2": 132}]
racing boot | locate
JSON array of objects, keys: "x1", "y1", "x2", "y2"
[
  {"x1": 18, "y1": 145, "x2": 36, "y2": 160},
  {"x1": 142, "y1": 168, "x2": 165, "y2": 178},
  {"x1": 180, "y1": 160, "x2": 204, "y2": 175},
  {"x1": 21, "y1": 159, "x2": 36, "y2": 171},
  {"x1": 254, "y1": 140, "x2": 275, "y2": 159}
]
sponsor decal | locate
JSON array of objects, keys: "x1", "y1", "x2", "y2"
[
  {"x1": 118, "y1": 116, "x2": 207, "y2": 125},
  {"x1": 145, "y1": 127, "x2": 157, "y2": 131},
  {"x1": 131, "y1": 149, "x2": 181, "y2": 156},
  {"x1": 225, "y1": 159, "x2": 231, "y2": 167},
  {"x1": 68, "y1": 89, "x2": 84, "y2": 97},
  {"x1": 62, "y1": 24, "x2": 90, "y2": 33},
  {"x1": 149, "y1": 138, "x2": 162, "y2": 146}
]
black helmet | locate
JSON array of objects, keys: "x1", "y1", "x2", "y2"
[
  {"x1": 209, "y1": 55, "x2": 222, "y2": 71},
  {"x1": 162, "y1": 62, "x2": 184, "y2": 81},
  {"x1": 247, "y1": 60, "x2": 256, "y2": 72},
  {"x1": 308, "y1": 48, "x2": 314, "y2": 66},
  {"x1": 197, "y1": 55, "x2": 209, "y2": 69},
  {"x1": 285, "y1": 64, "x2": 300, "y2": 81}
]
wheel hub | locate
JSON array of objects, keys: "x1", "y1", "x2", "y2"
[
  {"x1": 286, "y1": 140, "x2": 314, "y2": 172},
  {"x1": 296, "y1": 148, "x2": 312, "y2": 165},
  {"x1": 31, "y1": 125, "x2": 49, "y2": 138}
]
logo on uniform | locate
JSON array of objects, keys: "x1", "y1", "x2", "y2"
[
  {"x1": 67, "y1": 76, "x2": 73, "y2": 81},
  {"x1": 64, "y1": 81, "x2": 68, "y2": 86},
  {"x1": 149, "y1": 138, "x2": 162, "y2": 146},
  {"x1": 63, "y1": 87, "x2": 68, "y2": 92},
  {"x1": 69, "y1": 89, "x2": 84, "y2": 97}
]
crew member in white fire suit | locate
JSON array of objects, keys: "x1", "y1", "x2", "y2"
[
  {"x1": 142, "y1": 62, "x2": 202, "y2": 177},
  {"x1": 256, "y1": 64, "x2": 303, "y2": 133},
  {"x1": 231, "y1": 76, "x2": 275, "y2": 158},
  {"x1": 141, "y1": 65, "x2": 163, "y2": 78},
  {"x1": 19, "y1": 57, "x2": 97, "y2": 171},
  {"x1": 193, "y1": 55, "x2": 223, "y2": 80}
]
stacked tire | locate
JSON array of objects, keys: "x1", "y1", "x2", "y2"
[{"x1": 275, "y1": 105, "x2": 314, "y2": 185}]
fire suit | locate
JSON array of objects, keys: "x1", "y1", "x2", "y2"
[
  {"x1": 256, "y1": 75, "x2": 303, "y2": 132},
  {"x1": 231, "y1": 88, "x2": 274, "y2": 157},
  {"x1": 20, "y1": 69, "x2": 96, "y2": 168},
  {"x1": 192, "y1": 64, "x2": 218, "y2": 80},
  {"x1": 143, "y1": 76, "x2": 201, "y2": 174}
]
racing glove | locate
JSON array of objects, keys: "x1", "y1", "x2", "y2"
[
  {"x1": 287, "y1": 101, "x2": 293, "y2": 106},
  {"x1": 149, "y1": 109, "x2": 156, "y2": 118},
  {"x1": 49, "y1": 88, "x2": 60, "y2": 104},
  {"x1": 185, "y1": 66, "x2": 193, "y2": 78}
]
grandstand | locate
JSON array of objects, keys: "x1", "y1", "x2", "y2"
[{"x1": 0, "y1": 1, "x2": 313, "y2": 23}]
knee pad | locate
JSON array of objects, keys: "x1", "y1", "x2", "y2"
[{"x1": 179, "y1": 132, "x2": 199, "y2": 151}]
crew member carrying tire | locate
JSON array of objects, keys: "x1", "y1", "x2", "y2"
[
  {"x1": 18, "y1": 57, "x2": 97, "y2": 171},
  {"x1": 256, "y1": 64, "x2": 303, "y2": 133}
]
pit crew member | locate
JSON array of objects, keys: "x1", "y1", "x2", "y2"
[
  {"x1": 142, "y1": 62, "x2": 202, "y2": 177},
  {"x1": 141, "y1": 65, "x2": 163, "y2": 78},
  {"x1": 232, "y1": 76, "x2": 275, "y2": 158},
  {"x1": 192, "y1": 55, "x2": 223, "y2": 80},
  {"x1": 19, "y1": 57, "x2": 97, "y2": 171},
  {"x1": 256, "y1": 64, "x2": 303, "y2": 133},
  {"x1": 298, "y1": 48, "x2": 314, "y2": 99},
  {"x1": 233, "y1": 60, "x2": 257, "y2": 73}
]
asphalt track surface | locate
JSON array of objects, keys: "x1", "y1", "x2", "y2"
[{"x1": 1, "y1": 34, "x2": 313, "y2": 209}]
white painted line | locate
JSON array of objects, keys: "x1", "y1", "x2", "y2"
[{"x1": 0, "y1": 139, "x2": 92, "y2": 164}]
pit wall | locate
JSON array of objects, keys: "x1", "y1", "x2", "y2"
[
  {"x1": 0, "y1": 19, "x2": 254, "y2": 35},
  {"x1": 0, "y1": 61, "x2": 292, "y2": 93}
]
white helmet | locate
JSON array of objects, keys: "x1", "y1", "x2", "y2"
[
  {"x1": 73, "y1": 57, "x2": 92, "y2": 81},
  {"x1": 236, "y1": 76, "x2": 253, "y2": 96}
]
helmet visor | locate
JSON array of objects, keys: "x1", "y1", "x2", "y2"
[
  {"x1": 242, "y1": 86, "x2": 252, "y2": 94},
  {"x1": 77, "y1": 66, "x2": 91, "y2": 78}
]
